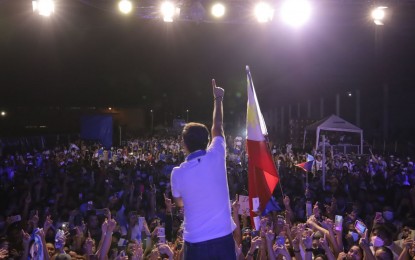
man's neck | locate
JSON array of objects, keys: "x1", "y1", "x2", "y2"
[{"x1": 186, "y1": 150, "x2": 206, "y2": 161}]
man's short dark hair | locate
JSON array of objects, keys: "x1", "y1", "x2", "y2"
[{"x1": 182, "y1": 123, "x2": 210, "y2": 153}]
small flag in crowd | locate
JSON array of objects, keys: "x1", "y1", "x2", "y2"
[
  {"x1": 295, "y1": 154, "x2": 315, "y2": 172},
  {"x1": 245, "y1": 66, "x2": 279, "y2": 229}
]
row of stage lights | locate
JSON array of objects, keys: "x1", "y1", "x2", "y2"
[{"x1": 32, "y1": 0, "x2": 388, "y2": 27}]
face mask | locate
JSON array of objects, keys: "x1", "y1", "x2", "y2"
[
  {"x1": 349, "y1": 231, "x2": 359, "y2": 242},
  {"x1": 371, "y1": 236, "x2": 384, "y2": 247},
  {"x1": 383, "y1": 211, "x2": 394, "y2": 221}
]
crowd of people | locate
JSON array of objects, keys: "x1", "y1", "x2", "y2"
[{"x1": 0, "y1": 134, "x2": 415, "y2": 259}]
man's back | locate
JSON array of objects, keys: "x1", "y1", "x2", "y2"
[{"x1": 171, "y1": 136, "x2": 236, "y2": 243}]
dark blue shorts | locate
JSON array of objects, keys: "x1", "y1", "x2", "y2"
[{"x1": 184, "y1": 233, "x2": 236, "y2": 260}]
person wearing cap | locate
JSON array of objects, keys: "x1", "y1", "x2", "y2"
[{"x1": 170, "y1": 79, "x2": 236, "y2": 260}]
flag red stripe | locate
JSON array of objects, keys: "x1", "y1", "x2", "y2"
[{"x1": 246, "y1": 139, "x2": 279, "y2": 224}]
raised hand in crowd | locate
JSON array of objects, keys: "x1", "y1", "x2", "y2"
[
  {"x1": 233, "y1": 241, "x2": 243, "y2": 260},
  {"x1": 157, "y1": 243, "x2": 174, "y2": 260},
  {"x1": 337, "y1": 251, "x2": 347, "y2": 260},
  {"x1": 130, "y1": 240, "x2": 144, "y2": 260},
  {"x1": 84, "y1": 232, "x2": 96, "y2": 257},
  {"x1": 265, "y1": 228, "x2": 276, "y2": 260},
  {"x1": 319, "y1": 234, "x2": 336, "y2": 260},
  {"x1": 302, "y1": 230, "x2": 313, "y2": 260},
  {"x1": 283, "y1": 195, "x2": 294, "y2": 225},
  {"x1": 232, "y1": 194, "x2": 242, "y2": 245},
  {"x1": 43, "y1": 215, "x2": 53, "y2": 233},
  {"x1": 246, "y1": 236, "x2": 262, "y2": 260},
  {"x1": 97, "y1": 217, "x2": 117, "y2": 260},
  {"x1": 20, "y1": 229, "x2": 31, "y2": 260},
  {"x1": 272, "y1": 242, "x2": 290, "y2": 260},
  {"x1": 397, "y1": 237, "x2": 414, "y2": 260},
  {"x1": 27, "y1": 210, "x2": 40, "y2": 231},
  {"x1": 242, "y1": 209, "x2": 249, "y2": 229},
  {"x1": 0, "y1": 248, "x2": 8, "y2": 259},
  {"x1": 113, "y1": 250, "x2": 128, "y2": 260},
  {"x1": 164, "y1": 192, "x2": 173, "y2": 214},
  {"x1": 358, "y1": 229, "x2": 375, "y2": 260},
  {"x1": 292, "y1": 236, "x2": 302, "y2": 260},
  {"x1": 22, "y1": 192, "x2": 32, "y2": 221}
]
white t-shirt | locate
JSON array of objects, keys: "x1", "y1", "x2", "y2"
[{"x1": 171, "y1": 136, "x2": 236, "y2": 243}]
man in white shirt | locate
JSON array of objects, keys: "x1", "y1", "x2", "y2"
[{"x1": 171, "y1": 79, "x2": 236, "y2": 260}]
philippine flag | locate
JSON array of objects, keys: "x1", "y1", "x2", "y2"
[
  {"x1": 295, "y1": 154, "x2": 315, "y2": 172},
  {"x1": 245, "y1": 66, "x2": 279, "y2": 228}
]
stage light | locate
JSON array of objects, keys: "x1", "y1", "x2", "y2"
[
  {"x1": 254, "y1": 2, "x2": 274, "y2": 23},
  {"x1": 1, "y1": 111, "x2": 6, "y2": 117},
  {"x1": 372, "y1": 6, "x2": 387, "y2": 25},
  {"x1": 118, "y1": 0, "x2": 133, "y2": 14},
  {"x1": 211, "y1": 3, "x2": 225, "y2": 18},
  {"x1": 280, "y1": 0, "x2": 312, "y2": 27},
  {"x1": 161, "y1": 1, "x2": 177, "y2": 22},
  {"x1": 32, "y1": 0, "x2": 55, "y2": 17}
]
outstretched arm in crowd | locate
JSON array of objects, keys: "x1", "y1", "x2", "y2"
[
  {"x1": 303, "y1": 231, "x2": 313, "y2": 260},
  {"x1": 272, "y1": 243, "x2": 291, "y2": 260},
  {"x1": 149, "y1": 184, "x2": 157, "y2": 220},
  {"x1": 258, "y1": 232, "x2": 268, "y2": 260},
  {"x1": 164, "y1": 193, "x2": 174, "y2": 242},
  {"x1": 211, "y1": 79, "x2": 224, "y2": 138},
  {"x1": 128, "y1": 182, "x2": 136, "y2": 209},
  {"x1": 320, "y1": 234, "x2": 336, "y2": 260},
  {"x1": 398, "y1": 238, "x2": 414, "y2": 260},
  {"x1": 38, "y1": 228, "x2": 50, "y2": 260},
  {"x1": 72, "y1": 226, "x2": 85, "y2": 254},
  {"x1": 129, "y1": 241, "x2": 144, "y2": 260},
  {"x1": 20, "y1": 230, "x2": 31, "y2": 260},
  {"x1": 22, "y1": 192, "x2": 31, "y2": 223},
  {"x1": 357, "y1": 230, "x2": 375, "y2": 260},
  {"x1": 307, "y1": 216, "x2": 340, "y2": 255},
  {"x1": 246, "y1": 236, "x2": 262, "y2": 260},
  {"x1": 292, "y1": 236, "x2": 303, "y2": 260},
  {"x1": 283, "y1": 195, "x2": 294, "y2": 226},
  {"x1": 84, "y1": 233, "x2": 96, "y2": 259},
  {"x1": 321, "y1": 218, "x2": 341, "y2": 255},
  {"x1": 232, "y1": 194, "x2": 242, "y2": 246},
  {"x1": 27, "y1": 210, "x2": 40, "y2": 234},
  {"x1": 264, "y1": 228, "x2": 276, "y2": 260},
  {"x1": 97, "y1": 218, "x2": 117, "y2": 260},
  {"x1": 157, "y1": 243, "x2": 175, "y2": 260}
]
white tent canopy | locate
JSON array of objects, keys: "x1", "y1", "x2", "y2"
[{"x1": 303, "y1": 114, "x2": 364, "y2": 154}]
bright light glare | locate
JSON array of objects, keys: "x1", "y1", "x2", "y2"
[
  {"x1": 211, "y1": 3, "x2": 225, "y2": 18},
  {"x1": 32, "y1": 0, "x2": 55, "y2": 17},
  {"x1": 1, "y1": 111, "x2": 6, "y2": 117},
  {"x1": 118, "y1": 0, "x2": 133, "y2": 14},
  {"x1": 280, "y1": 0, "x2": 312, "y2": 27},
  {"x1": 161, "y1": 1, "x2": 176, "y2": 22},
  {"x1": 372, "y1": 6, "x2": 387, "y2": 25},
  {"x1": 254, "y1": 2, "x2": 274, "y2": 23}
]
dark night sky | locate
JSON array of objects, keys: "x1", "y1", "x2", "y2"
[{"x1": 1, "y1": 0, "x2": 415, "y2": 138}]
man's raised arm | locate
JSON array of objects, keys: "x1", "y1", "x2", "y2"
[{"x1": 211, "y1": 79, "x2": 224, "y2": 138}]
